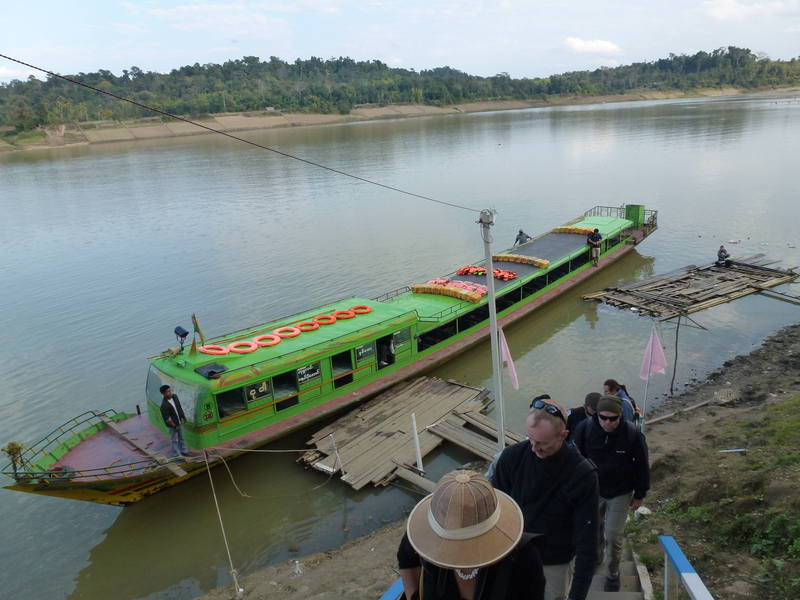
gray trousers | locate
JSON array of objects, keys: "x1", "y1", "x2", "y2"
[
  {"x1": 599, "y1": 492, "x2": 633, "y2": 578},
  {"x1": 169, "y1": 426, "x2": 187, "y2": 456},
  {"x1": 542, "y1": 561, "x2": 572, "y2": 600}
]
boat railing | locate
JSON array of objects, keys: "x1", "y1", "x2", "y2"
[
  {"x1": 373, "y1": 286, "x2": 411, "y2": 302},
  {"x1": 584, "y1": 205, "x2": 626, "y2": 218},
  {"x1": 645, "y1": 208, "x2": 659, "y2": 230},
  {"x1": 1, "y1": 409, "x2": 167, "y2": 481}
]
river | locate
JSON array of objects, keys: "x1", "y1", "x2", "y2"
[{"x1": 1, "y1": 92, "x2": 799, "y2": 599}]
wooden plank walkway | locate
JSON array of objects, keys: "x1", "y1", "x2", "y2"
[
  {"x1": 582, "y1": 257, "x2": 798, "y2": 320},
  {"x1": 99, "y1": 416, "x2": 187, "y2": 477},
  {"x1": 299, "y1": 377, "x2": 519, "y2": 491}
]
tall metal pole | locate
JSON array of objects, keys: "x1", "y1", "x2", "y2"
[{"x1": 479, "y1": 209, "x2": 505, "y2": 453}]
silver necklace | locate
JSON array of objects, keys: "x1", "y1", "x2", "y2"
[{"x1": 455, "y1": 568, "x2": 479, "y2": 580}]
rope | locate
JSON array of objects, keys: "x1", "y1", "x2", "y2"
[
  {"x1": 203, "y1": 450, "x2": 244, "y2": 599},
  {"x1": 0, "y1": 53, "x2": 481, "y2": 214}
]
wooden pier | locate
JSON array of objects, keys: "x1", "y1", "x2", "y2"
[
  {"x1": 582, "y1": 258, "x2": 798, "y2": 320},
  {"x1": 299, "y1": 377, "x2": 521, "y2": 491}
]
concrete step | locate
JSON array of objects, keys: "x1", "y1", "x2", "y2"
[{"x1": 589, "y1": 574, "x2": 640, "y2": 591}]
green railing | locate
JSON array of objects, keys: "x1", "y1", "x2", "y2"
[{"x1": 1, "y1": 409, "x2": 173, "y2": 482}]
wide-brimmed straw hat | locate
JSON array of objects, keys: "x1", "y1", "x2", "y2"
[{"x1": 406, "y1": 470, "x2": 523, "y2": 569}]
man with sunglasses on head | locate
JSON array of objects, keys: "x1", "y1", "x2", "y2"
[
  {"x1": 573, "y1": 395, "x2": 650, "y2": 593},
  {"x1": 490, "y1": 396, "x2": 599, "y2": 600}
]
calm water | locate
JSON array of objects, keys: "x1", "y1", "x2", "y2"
[{"x1": 1, "y1": 93, "x2": 799, "y2": 599}]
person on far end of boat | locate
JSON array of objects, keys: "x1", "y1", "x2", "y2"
[
  {"x1": 602, "y1": 379, "x2": 637, "y2": 425},
  {"x1": 572, "y1": 395, "x2": 650, "y2": 593},
  {"x1": 513, "y1": 229, "x2": 532, "y2": 247},
  {"x1": 159, "y1": 385, "x2": 189, "y2": 457},
  {"x1": 716, "y1": 245, "x2": 732, "y2": 267},
  {"x1": 490, "y1": 398, "x2": 599, "y2": 600},
  {"x1": 566, "y1": 392, "x2": 601, "y2": 442},
  {"x1": 587, "y1": 229, "x2": 602, "y2": 266}
]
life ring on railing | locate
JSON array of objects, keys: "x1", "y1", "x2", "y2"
[
  {"x1": 350, "y1": 305, "x2": 372, "y2": 314},
  {"x1": 273, "y1": 326, "x2": 302, "y2": 338},
  {"x1": 229, "y1": 340, "x2": 258, "y2": 354},
  {"x1": 199, "y1": 344, "x2": 229, "y2": 355},
  {"x1": 253, "y1": 334, "x2": 281, "y2": 347},
  {"x1": 332, "y1": 309, "x2": 356, "y2": 319},
  {"x1": 313, "y1": 315, "x2": 337, "y2": 325},
  {"x1": 295, "y1": 321, "x2": 320, "y2": 332}
]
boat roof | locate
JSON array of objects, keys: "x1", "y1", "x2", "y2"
[{"x1": 153, "y1": 297, "x2": 417, "y2": 385}]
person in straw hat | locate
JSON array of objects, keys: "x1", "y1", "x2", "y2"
[{"x1": 397, "y1": 469, "x2": 544, "y2": 600}]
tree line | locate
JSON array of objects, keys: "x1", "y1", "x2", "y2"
[{"x1": 2, "y1": 46, "x2": 799, "y2": 131}]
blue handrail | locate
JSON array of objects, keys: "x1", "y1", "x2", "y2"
[
  {"x1": 659, "y1": 535, "x2": 714, "y2": 600},
  {"x1": 377, "y1": 578, "x2": 403, "y2": 600}
]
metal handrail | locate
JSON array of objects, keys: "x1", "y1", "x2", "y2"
[{"x1": 660, "y1": 536, "x2": 714, "y2": 599}]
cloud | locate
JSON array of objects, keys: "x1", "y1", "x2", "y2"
[
  {"x1": 564, "y1": 37, "x2": 621, "y2": 55},
  {"x1": 0, "y1": 65, "x2": 38, "y2": 81},
  {"x1": 702, "y1": 0, "x2": 793, "y2": 20}
]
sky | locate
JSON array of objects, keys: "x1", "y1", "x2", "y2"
[{"x1": 2, "y1": 0, "x2": 799, "y2": 83}]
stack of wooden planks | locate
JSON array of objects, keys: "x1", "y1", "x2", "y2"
[
  {"x1": 300, "y1": 377, "x2": 514, "y2": 490},
  {"x1": 582, "y1": 258, "x2": 798, "y2": 320}
]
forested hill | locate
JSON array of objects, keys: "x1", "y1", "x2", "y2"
[{"x1": 2, "y1": 46, "x2": 799, "y2": 131}]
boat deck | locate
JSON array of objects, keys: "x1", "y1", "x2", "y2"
[
  {"x1": 583, "y1": 258, "x2": 798, "y2": 319},
  {"x1": 54, "y1": 414, "x2": 180, "y2": 481}
]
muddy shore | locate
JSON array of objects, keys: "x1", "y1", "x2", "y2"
[
  {"x1": 0, "y1": 86, "x2": 761, "y2": 153},
  {"x1": 197, "y1": 322, "x2": 800, "y2": 600}
]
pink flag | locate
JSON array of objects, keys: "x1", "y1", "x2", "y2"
[
  {"x1": 639, "y1": 324, "x2": 667, "y2": 380},
  {"x1": 499, "y1": 328, "x2": 519, "y2": 390}
]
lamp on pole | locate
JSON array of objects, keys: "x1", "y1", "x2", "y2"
[{"x1": 478, "y1": 209, "x2": 505, "y2": 453}]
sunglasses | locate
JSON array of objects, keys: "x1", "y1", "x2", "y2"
[
  {"x1": 531, "y1": 399, "x2": 567, "y2": 425},
  {"x1": 598, "y1": 414, "x2": 620, "y2": 422}
]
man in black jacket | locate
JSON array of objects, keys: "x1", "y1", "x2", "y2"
[
  {"x1": 491, "y1": 399, "x2": 598, "y2": 600},
  {"x1": 159, "y1": 384, "x2": 189, "y2": 457},
  {"x1": 573, "y1": 395, "x2": 650, "y2": 592}
]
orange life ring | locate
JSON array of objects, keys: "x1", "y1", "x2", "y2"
[
  {"x1": 228, "y1": 340, "x2": 258, "y2": 354},
  {"x1": 332, "y1": 309, "x2": 356, "y2": 319},
  {"x1": 199, "y1": 344, "x2": 229, "y2": 355},
  {"x1": 253, "y1": 334, "x2": 281, "y2": 347},
  {"x1": 273, "y1": 326, "x2": 302, "y2": 338},
  {"x1": 313, "y1": 314, "x2": 337, "y2": 325},
  {"x1": 350, "y1": 305, "x2": 372, "y2": 314},
  {"x1": 295, "y1": 321, "x2": 320, "y2": 332}
]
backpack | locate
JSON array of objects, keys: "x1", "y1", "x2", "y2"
[{"x1": 619, "y1": 384, "x2": 642, "y2": 416}]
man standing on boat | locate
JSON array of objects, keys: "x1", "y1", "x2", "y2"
[
  {"x1": 587, "y1": 229, "x2": 602, "y2": 266},
  {"x1": 573, "y1": 396, "x2": 650, "y2": 593},
  {"x1": 160, "y1": 385, "x2": 189, "y2": 457},
  {"x1": 514, "y1": 229, "x2": 532, "y2": 247},
  {"x1": 491, "y1": 399, "x2": 598, "y2": 600}
]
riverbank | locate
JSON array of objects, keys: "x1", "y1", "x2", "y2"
[
  {"x1": 0, "y1": 85, "x2": 778, "y2": 153},
  {"x1": 198, "y1": 321, "x2": 800, "y2": 600}
]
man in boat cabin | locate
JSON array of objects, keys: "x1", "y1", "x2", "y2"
[
  {"x1": 572, "y1": 396, "x2": 650, "y2": 593},
  {"x1": 490, "y1": 398, "x2": 599, "y2": 600},
  {"x1": 587, "y1": 229, "x2": 602, "y2": 267},
  {"x1": 159, "y1": 385, "x2": 189, "y2": 457}
]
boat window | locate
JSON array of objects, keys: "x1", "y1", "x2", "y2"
[
  {"x1": 332, "y1": 350, "x2": 354, "y2": 389},
  {"x1": 215, "y1": 388, "x2": 247, "y2": 418},
  {"x1": 548, "y1": 261, "x2": 570, "y2": 283},
  {"x1": 393, "y1": 328, "x2": 412, "y2": 347},
  {"x1": 458, "y1": 306, "x2": 489, "y2": 331},
  {"x1": 417, "y1": 320, "x2": 457, "y2": 352},
  {"x1": 272, "y1": 371, "x2": 299, "y2": 399},
  {"x1": 145, "y1": 366, "x2": 200, "y2": 423},
  {"x1": 376, "y1": 335, "x2": 395, "y2": 370},
  {"x1": 521, "y1": 276, "x2": 546, "y2": 298},
  {"x1": 496, "y1": 288, "x2": 520, "y2": 312},
  {"x1": 571, "y1": 249, "x2": 592, "y2": 270}
]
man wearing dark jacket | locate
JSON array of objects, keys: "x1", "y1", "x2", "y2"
[
  {"x1": 491, "y1": 399, "x2": 598, "y2": 600},
  {"x1": 573, "y1": 395, "x2": 650, "y2": 592},
  {"x1": 159, "y1": 384, "x2": 189, "y2": 457}
]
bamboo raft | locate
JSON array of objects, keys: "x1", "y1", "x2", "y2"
[
  {"x1": 583, "y1": 257, "x2": 798, "y2": 320},
  {"x1": 299, "y1": 377, "x2": 521, "y2": 491}
]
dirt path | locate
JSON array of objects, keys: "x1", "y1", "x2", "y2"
[{"x1": 198, "y1": 322, "x2": 800, "y2": 600}]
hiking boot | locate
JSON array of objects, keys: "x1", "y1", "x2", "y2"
[{"x1": 604, "y1": 575, "x2": 620, "y2": 592}]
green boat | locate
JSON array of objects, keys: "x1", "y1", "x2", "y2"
[{"x1": 2, "y1": 205, "x2": 656, "y2": 505}]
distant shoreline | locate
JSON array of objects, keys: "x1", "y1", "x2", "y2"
[{"x1": 2, "y1": 86, "x2": 797, "y2": 153}]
